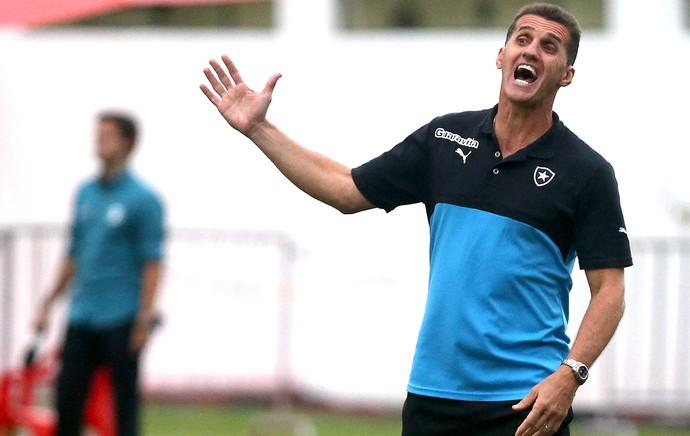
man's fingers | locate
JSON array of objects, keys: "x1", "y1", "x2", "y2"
[
  {"x1": 541, "y1": 422, "x2": 555, "y2": 434},
  {"x1": 512, "y1": 389, "x2": 536, "y2": 411},
  {"x1": 263, "y1": 73, "x2": 283, "y2": 95},
  {"x1": 513, "y1": 392, "x2": 540, "y2": 435},
  {"x1": 221, "y1": 55, "x2": 244, "y2": 86},
  {"x1": 199, "y1": 84, "x2": 220, "y2": 106},
  {"x1": 209, "y1": 59, "x2": 234, "y2": 90},
  {"x1": 203, "y1": 66, "x2": 227, "y2": 98}
]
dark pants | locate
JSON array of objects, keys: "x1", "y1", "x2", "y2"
[
  {"x1": 402, "y1": 392, "x2": 573, "y2": 436},
  {"x1": 56, "y1": 322, "x2": 140, "y2": 436}
]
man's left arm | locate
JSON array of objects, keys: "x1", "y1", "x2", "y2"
[
  {"x1": 130, "y1": 192, "x2": 166, "y2": 354},
  {"x1": 130, "y1": 259, "x2": 163, "y2": 354},
  {"x1": 564, "y1": 267, "x2": 626, "y2": 369},
  {"x1": 514, "y1": 267, "x2": 626, "y2": 435}
]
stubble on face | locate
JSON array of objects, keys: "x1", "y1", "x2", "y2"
[
  {"x1": 497, "y1": 15, "x2": 573, "y2": 109},
  {"x1": 97, "y1": 120, "x2": 130, "y2": 165}
]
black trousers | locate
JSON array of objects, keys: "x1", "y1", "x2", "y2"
[
  {"x1": 402, "y1": 392, "x2": 573, "y2": 436},
  {"x1": 55, "y1": 322, "x2": 140, "y2": 436}
]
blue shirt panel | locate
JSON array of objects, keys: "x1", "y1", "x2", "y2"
[
  {"x1": 68, "y1": 170, "x2": 165, "y2": 328},
  {"x1": 408, "y1": 203, "x2": 573, "y2": 401}
]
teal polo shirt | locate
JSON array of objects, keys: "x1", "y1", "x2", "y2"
[{"x1": 67, "y1": 169, "x2": 165, "y2": 329}]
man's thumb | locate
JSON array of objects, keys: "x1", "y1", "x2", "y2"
[{"x1": 512, "y1": 390, "x2": 537, "y2": 411}]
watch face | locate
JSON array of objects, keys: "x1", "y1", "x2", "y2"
[{"x1": 577, "y1": 366, "x2": 588, "y2": 379}]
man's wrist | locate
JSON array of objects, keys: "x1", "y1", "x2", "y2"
[
  {"x1": 135, "y1": 312, "x2": 159, "y2": 330},
  {"x1": 246, "y1": 120, "x2": 276, "y2": 144},
  {"x1": 561, "y1": 358, "x2": 589, "y2": 385},
  {"x1": 42, "y1": 294, "x2": 56, "y2": 310}
]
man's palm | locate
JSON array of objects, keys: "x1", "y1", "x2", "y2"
[{"x1": 200, "y1": 55, "x2": 281, "y2": 136}]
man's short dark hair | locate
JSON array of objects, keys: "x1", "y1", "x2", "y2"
[
  {"x1": 98, "y1": 111, "x2": 138, "y2": 145},
  {"x1": 505, "y1": 2, "x2": 581, "y2": 67}
]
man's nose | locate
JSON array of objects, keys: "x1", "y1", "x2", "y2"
[{"x1": 522, "y1": 41, "x2": 539, "y2": 60}]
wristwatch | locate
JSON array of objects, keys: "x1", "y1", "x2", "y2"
[{"x1": 561, "y1": 358, "x2": 589, "y2": 385}]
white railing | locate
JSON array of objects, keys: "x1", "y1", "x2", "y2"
[{"x1": 1, "y1": 225, "x2": 688, "y2": 419}]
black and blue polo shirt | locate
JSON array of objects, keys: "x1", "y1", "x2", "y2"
[{"x1": 351, "y1": 105, "x2": 632, "y2": 402}]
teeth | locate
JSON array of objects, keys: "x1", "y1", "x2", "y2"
[
  {"x1": 518, "y1": 64, "x2": 536, "y2": 75},
  {"x1": 515, "y1": 64, "x2": 537, "y2": 85}
]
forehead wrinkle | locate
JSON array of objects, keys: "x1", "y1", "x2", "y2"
[
  {"x1": 515, "y1": 15, "x2": 570, "y2": 46},
  {"x1": 516, "y1": 25, "x2": 563, "y2": 44}
]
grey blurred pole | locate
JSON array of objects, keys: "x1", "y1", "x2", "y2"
[
  {"x1": 274, "y1": 234, "x2": 297, "y2": 408},
  {"x1": 1, "y1": 229, "x2": 15, "y2": 372}
]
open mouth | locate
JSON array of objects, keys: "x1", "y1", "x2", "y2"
[{"x1": 514, "y1": 64, "x2": 537, "y2": 85}]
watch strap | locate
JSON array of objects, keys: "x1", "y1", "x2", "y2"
[{"x1": 561, "y1": 358, "x2": 588, "y2": 385}]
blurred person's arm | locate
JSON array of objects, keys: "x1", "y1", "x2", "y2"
[
  {"x1": 34, "y1": 257, "x2": 75, "y2": 333},
  {"x1": 130, "y1": 260, "x2": 163, "y2": 354}
]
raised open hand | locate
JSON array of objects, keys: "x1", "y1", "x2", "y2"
[{"x1": 200, "y1": 55, "x2": 282, "y2": 137}]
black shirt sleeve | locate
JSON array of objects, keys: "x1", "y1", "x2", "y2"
[
  {"x1": 351, "y1": 121, "x2": 432, "y2": 212},
  {"x1": 573, "y1": 162, "x2": 633, "y2": 269}
]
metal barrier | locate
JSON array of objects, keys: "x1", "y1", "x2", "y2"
[
  {"x1": 1, "y1": 225, "x2": 689, "y2": 420},
  {"x1": 583, "y1": 237, "x2": 690, "y2": 419},
  {"x1": 0, "y1": 225, "x2": 298, "y2": 405}
]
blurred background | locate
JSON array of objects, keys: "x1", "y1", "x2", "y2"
[{"x1": 1, "y1": 0, "x2": 690, "y2": 434}]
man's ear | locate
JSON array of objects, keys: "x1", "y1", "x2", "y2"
[
  {"x1": 496, "y1": 47, "x2": 504, "y2": 69},
  {"x1": 560, "y1": 66, "x2": 575, "y2": 87},
  {"x1": 125, "y1": 140, "x2": 136, "y2": 156}
]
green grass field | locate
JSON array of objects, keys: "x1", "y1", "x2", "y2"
[
  {"x1": 142, "y1": 403, "x2": 690, "y2": 436},
  {"x1": 143, "y1": 404, "x2": 399, "y2": 435}
]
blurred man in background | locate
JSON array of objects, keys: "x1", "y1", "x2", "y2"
[
  {"x1": 33, "y1": 111, "x2": 165, "y2": 436},
  {"x1": 199, "y1": 3, "x2": 631, "y2": 435}
]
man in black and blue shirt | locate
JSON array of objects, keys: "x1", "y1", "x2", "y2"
[{"x1": 200, "y1": 3, "x2": 632, "y2": 435}]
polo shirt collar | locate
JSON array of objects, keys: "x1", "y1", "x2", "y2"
[
  {"x1": 480, "y1": 104, "x2": 564, "y2": 160},
  {"x1": 99, "y1": 168, "x2": 130, "y2": 189}
]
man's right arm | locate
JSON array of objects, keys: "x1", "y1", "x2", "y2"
[
  {"x1": 247, "y1": 120, "x2": 373, "y2": 214},
  {"x1": 34, "y1": 256, "x2": 75, "y2": 333},
  {"x1": 200, "y1": 55, "x2": 374, "y2": 214}
]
